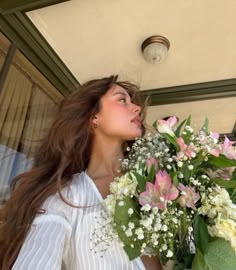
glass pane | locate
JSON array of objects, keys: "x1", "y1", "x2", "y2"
[
  {"x1": 0, "y1": 49, "x2": 63, "y2": 205},
  {"x1": 0, "y1": 32, "x2": 11, "y2": 71}
]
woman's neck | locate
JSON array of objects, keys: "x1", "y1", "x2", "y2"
[{"x1": 87, "y1": 138, "x2": 124, "y2": 179}]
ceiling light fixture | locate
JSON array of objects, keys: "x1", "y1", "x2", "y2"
[{"x1": 141, "y1": 35, "x2": 170, "y2": 63}]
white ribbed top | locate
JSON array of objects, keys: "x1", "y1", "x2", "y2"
[{"x1": 12, "y1": 172, "x2": 146, "y2": 270}]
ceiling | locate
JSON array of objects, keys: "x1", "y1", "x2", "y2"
[
  {"x1": 27, "y1": 0, "x2": 236, "y2": 89},
  {"x1": 23, "y1": 0, "x2": 236, "y2": 133}
]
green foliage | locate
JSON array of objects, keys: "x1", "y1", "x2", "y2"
[
  {"x1": 132, "y1": 171, "x2": 146, "y2": 192},
  {"x1": 193, "y1": 215, "x2": 209, "y2": 254},
  {"x1": 208, "y1": 155, "x2": 236, "y2": 167},
  {"x1": 152, "y1": 120, "x2": 157, "y2": 129},
  {"x1": 212, "y1": 178, "x2": 236, "y2": 189},
  {"x1": 192, "y1": 249, "x2": 208, "y2": 270},
  {"x1": 192, "y1": 239, "x2": 236, "y2": 270},
  {"x1": 146, "y1": 165, "x2": 155, "y2": 183},
  {"x1": 161, "y1": 132, "x2": 179, "y2": 149},
  {"x1": 181, "y1": 116, "x2": 192, "y2": 144},
  {"x1": 175, "y1": 118, "x2": 187, "y2": 137},
  {"x1": 114, "y1": 197, "x2": 141, "y2": 259},
  {"x1": 231, "y1": 167, "x2": 236, "y2": 180},
  {"x1": 200, "y1": 117, "x2": 209, "y2": 133}
]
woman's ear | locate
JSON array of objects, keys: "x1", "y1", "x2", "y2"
[{"x1": 90, "y1": 115, "x2": 99, "y2": 129}]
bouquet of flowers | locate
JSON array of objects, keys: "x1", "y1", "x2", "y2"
[{"x1": 102, "y1": 116, "x2": 236, "y2": 269}]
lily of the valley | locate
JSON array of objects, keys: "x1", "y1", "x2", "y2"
[
  {"x1": 157, "y1": 116, "x2": 178, "y2": 137},
  {"x1": 139, "y1": 170, "x2": 179, "y2": 210}
]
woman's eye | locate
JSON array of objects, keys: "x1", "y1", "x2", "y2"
[{"x1": 120, "y1": 98, "x2": 126, "y2": 103}]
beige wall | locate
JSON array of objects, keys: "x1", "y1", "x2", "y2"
[{"x1": 146, "y1": 97, "x2": 236, "y2": 134}]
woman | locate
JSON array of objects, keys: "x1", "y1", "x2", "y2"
[{"x1": 0, "y1": 75, "x2": 162, "y2": 270}]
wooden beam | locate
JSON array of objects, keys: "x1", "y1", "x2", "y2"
[
  {"x1": 0, "y1": 0, "x2": 70, "y2": 14},
  {"x1": 140, "y1": 79, "x2": 236, "y2": 106},
  {"x1": 0, "y1": 12, "x2": 79, "y2": 95}
]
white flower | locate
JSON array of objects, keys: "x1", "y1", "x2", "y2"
[
  {"x1": 128, "y1": 222, "x2": 135, "y2": 229},
  {"x1": 104, "y1": 194, "x2": 116, "y2": 215},
  {"x1": 154, "y1": 223, "x2": 162, "y2": 232},
  {"x1": 162, "y1": 224, "x2": 168, "y2": 231},
  {"x1": 141, "y1": 204, "x2": 151, "y2": 212},
  {"x1": 208, "y1": 215, "x2": 236, "y2": 252},
  {"x1": 110, "y1": 173, "x2": 137, "y2": 199},
  {"x1": 162, "y1": 244, "x2": 167, "y2": 250},
  {"x1": 172, "y1": 217, "x2": 178, "y2": 224},
  {"x1": 118, "y1": 201, "x2": 125, "y2": 206},
  {"x1": 138, "y1": 234, "x2": 144, "y2": 240},
  {"x1": 121, "y1": 225, "x2": 126, "y2": 231},
  {"x1": 177, "y1": 161, "x2": 183, "y2": 167},
  {"x1": 127, "y1": 208, "x2": 134, "y2": 216},
  {"x1": 188, "y1": 165, "x2": 194, "y2": 170},
  {"x1": 166, "y1": 250, "x2": 173, "y2": 258},
  {"x1": 125, "y1": 228, "x2": 133, "y2": 237}
]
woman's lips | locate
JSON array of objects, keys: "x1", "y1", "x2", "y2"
[{"x1": 131, "y1": 116, "x2": 141, "y2": 127}]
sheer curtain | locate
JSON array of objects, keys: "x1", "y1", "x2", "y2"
[{"x1": 0, "y1": 47, "x2": 63, "y2": 205}]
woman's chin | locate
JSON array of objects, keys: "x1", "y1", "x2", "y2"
[{"x1": 126, "y1": 131, "x2": 142, "y2": 140}]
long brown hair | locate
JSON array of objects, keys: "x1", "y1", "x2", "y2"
[{"x1": 0, "y1": 75, "x2": 145, "y2": 269}]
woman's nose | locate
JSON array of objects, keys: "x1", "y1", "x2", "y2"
[{"x1": 132, "y1": 103, "x2": 141, "y2": 114}]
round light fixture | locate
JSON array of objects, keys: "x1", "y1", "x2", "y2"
[{"x1": 141, "y1": 35, "x2": 170, "y2": 63}]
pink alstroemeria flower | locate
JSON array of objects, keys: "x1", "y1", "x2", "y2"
[
  {"x1": 198, "y1": 131, "x2": 221, "y2": 157},
  {"x1": 157, "y1": 116, "x2": 178, "y2": 137},
  {"x1": 207, "y1": 167, "x2": 235, "y2": 181},
  {"x1": 177, "y1": 183, "x2": 200, "y2": 210},
  {"x1": 221, "y1": 137, "x2": 236, "y2": 160},
  {"x1": 176, "y1": 137, "x2": 195, "y2": 160},
  {"x1": 146, "y1": 157, "x2": 158, "y2": 173},
  {"x1": 139, "y1": 170, "x2": 179, "y2": 210}
]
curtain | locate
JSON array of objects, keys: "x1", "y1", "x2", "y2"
[
  {"x1": 0, "y1": 49, "x2": 5, "y2": 71},
  {"x1": 0, "y1": 53, "x2": 62, "y2": 205}
]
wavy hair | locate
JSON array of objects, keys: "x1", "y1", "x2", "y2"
[{"x1": 0, "y1": 75, "x2": 146, "y2": 269}]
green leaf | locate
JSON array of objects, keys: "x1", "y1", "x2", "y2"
[
  {"x1": 205, "y1": 239, "x2": 236, "y2": 270},
  {"x1": 175, "y1": 118, "x2": 187, "y2": 137},
  {"x1": 114, "y1": 197, "x2": 141, "y2": 259},
  {"x1": 192, "y1": 249, "x2": 209, "y2": 270},
  {"x1": 171, "y1": 172, "x2": 179, "y2": 186},
  {"x1": 181, "y1": 116, "x2": 192, "y2": 143},
  {"x1": 146, "y1": 165, "x2": 155, "y2": 183},
  {"x1": 152, "y1": 120, "x2": 157, "y2": 129},
  {"x1": 161, "y1": 133, "x2": 179, "y2": 149},
  {"x1": 132, "y1": 171, "x2": 146, "y2": 192},
  {"x1": 200, "y1": 117, "x2": 209, "y2": 133},
  {"x1": 212, "y1": 178, "x2": 236, "y2": 189},
  {"x1": 185, "y1": 115, "x2": 191, "y2": 126},
  {"x1": 231, "y1": 168, "x2": 236, "y2": 180},
  {"x1": 193, "y1": 239, "x2": 236, "y2": 270},
  {"x1": 123, "y1": 243, "x2": 142, "y2": 260},
  {"x1": 193, "y1": 215, "x2": 209, "y2": 254},
  {"x1": 208, "y1": 155, "x2": 236, "y2": 167}
]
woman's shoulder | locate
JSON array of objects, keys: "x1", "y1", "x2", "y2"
[{"x1": 39, "y1": 172, "x2": 88, "y2": 218}]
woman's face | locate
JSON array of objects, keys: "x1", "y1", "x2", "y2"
[{"x1": 93, "y1": 84, "x2": 142, "y2": 141}]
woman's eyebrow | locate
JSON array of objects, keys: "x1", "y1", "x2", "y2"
[{"x1": 112, "y1": 91, "x2": 130, "y2": 99}]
